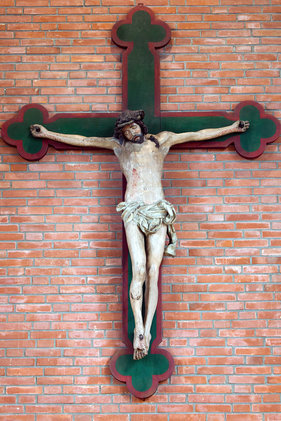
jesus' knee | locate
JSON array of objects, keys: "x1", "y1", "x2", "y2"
[
  {"x1": 147, "y1": 263, "x2": 160, "y2": 284},
  {"x1": 132, "y1": 262, "x2": 146, "y2": 284},
  {"x1": 130, "y1": 281, "x2": 143, "y2": 301}
]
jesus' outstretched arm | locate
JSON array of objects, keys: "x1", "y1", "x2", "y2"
[
  {"x1": 158, "y1": 120, "x2": 250, "y2": 149},
  {"x1": 30, "y1": 124, "x2": 120, "y2": 150}
]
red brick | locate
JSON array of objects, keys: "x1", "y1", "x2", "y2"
[
  {"x1": 227, "y1": 416, "x2": 262, "y2": 421},
  {"x1": 170, "y1": 417, "x2": 205, "y2": 421},
  {"x1": 0, "y1": 417, "x2": 34, "y2": 421},
  {"x1": 37, "y1": 417, "x2": 72, "y2": 421}
]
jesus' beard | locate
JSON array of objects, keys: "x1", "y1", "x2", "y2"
[
  {"x1": 127, "y1": 134, "x2": 160, "y2": 148},
  {"x1": 131, "y1": 134, "x2": 145, "y2": 144}
]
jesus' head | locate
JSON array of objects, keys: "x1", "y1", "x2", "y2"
[{"x1": 114, "y1": 109, "x2": 159, "y2": 148}]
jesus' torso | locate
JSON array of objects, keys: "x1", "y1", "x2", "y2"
[{"x1": 114, "y1": 134, "x2": 169, "y2": 204}]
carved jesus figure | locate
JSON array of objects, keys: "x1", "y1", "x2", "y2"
[{"x1": 30, "y1": 110, "x2": 249, "y2": 360}]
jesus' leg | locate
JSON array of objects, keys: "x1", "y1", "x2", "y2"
[
  {"x1": 144, "y1": 224, "x2": 167, "y2": 355},
  {"x1": 124, "y1": 220, "x2": 147, "y2": 360}
]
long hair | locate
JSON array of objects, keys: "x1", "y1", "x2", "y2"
[
  {"x1": 114, "y1": 120, "x2": 149, "y2": 144},
  {"x1": 114, "y1": 110, "x2": 148, "y2": 144},
  {"x1": 114, "y1": 109, "x2": 159, "y2": 148}
]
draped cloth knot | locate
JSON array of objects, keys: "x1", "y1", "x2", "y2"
[{"x1": 116, "y1": 199, "x2": 177, "y2": 257}]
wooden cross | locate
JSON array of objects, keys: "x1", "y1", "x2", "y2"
[{"x1": 2, "y1": 5, "x2": 280, "y2": 398}]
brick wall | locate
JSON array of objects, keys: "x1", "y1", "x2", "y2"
[{"x1": 0, "y1": 1, "x2": 281, "y2": 420}]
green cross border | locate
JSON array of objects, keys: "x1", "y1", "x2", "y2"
[{"x1": 1, "y1": 5, "x2": 280, "y2": 398}]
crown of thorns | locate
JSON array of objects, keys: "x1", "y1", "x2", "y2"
[{"x1": 115, "y1": 109, "x2": 145, "y2": 129}]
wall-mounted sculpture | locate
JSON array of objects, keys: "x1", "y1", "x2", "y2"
[{"x1": 2, "y1": 4, "x2": 280, "y2": 398}]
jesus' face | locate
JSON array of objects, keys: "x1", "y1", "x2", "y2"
[{"x1": 122, "y1": 122, "x2": 144, "y2": 144}]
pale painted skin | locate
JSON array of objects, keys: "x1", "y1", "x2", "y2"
[{"x1": 30, "y1": 118, "x2": 249, "y2": 360}]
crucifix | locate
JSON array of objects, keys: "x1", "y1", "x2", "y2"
[{"x1": 2, "y1": 5, "x2": 280, "y2": 398}]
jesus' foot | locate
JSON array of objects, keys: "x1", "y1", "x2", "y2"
[
  {"x1": 144, "y1": 331, "x2": 152, "y2": 355},
  {"x1": 133, "y1": 329, "x2": 147, "y2": 360}
]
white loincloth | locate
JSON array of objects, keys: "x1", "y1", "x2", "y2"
[{"x1": 116, "y1": 199, "x2": 177, "y2": 257}]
